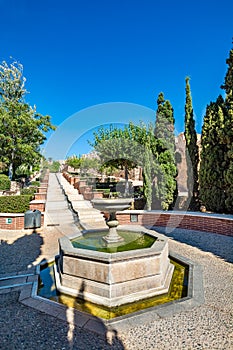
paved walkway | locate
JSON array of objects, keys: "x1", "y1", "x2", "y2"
[{"x1": 0, "y1": 173, "x2": 232, "y2": 349}]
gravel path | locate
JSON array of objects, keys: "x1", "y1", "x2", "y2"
[{"x1": 0, "y1": 226, "x2": 232, "y2": 349}]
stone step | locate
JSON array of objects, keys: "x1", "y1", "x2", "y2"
[{"x1": 78, "y1": 213, "x2": 105, "y2": 220}]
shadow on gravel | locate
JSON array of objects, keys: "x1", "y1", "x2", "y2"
[
  {"x1": 152, "y1": 226, "x2": 233, "y2": 264},
  {"x1": 63, "y1": 280, "x2": 125, "y2": 349},
  {"x1": 0, "y1": 231, "x2": 43, "y2": 274},
  {"x1": 0, "y1": 295, "x2": 126, "y2": 350}
]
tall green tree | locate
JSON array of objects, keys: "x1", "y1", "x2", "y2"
[
  {"x1": 184, "y1": 77, "x2": 199, "y2": 210},
  {"x1": 221, "y1": 48, "x2": 233, "y2": 212},
  {"x1": 154, "y1": 92, "x2": 177, "y2": 210},
  {"x1": 0, "y1": 60, "x2": 55, "y2": 179},
  {"x1": 199, "y1": 47, "x2": 233, "y2": 213},
  {"x1": 199, "y1": 96, "x2": 226, "y2": 212}
]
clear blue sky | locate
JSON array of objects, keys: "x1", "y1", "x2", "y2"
[{"x1": 0, "y1": 0, "x2": 232, "y2": 158}]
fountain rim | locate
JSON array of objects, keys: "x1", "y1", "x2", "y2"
[
  {"x1": 59, "y1": 225, "x2": 168, "y2": 262},
  {"x1": 91, "y1": 197, "x2": 133, "y2": 212}
]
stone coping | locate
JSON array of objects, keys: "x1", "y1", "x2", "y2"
[
  {"x1": 29, "y1": 199, "x2": 46, "y2": 204},
  {"x1": 0, "y1": 212, "x2": 45, "y2": 216},
  {"x1": 59, "y1": 225, "x2": 168, "y2": 262},
  {"x1": 119, "y1": 210, "x2": 233, "y2": 221},
  {"x1": 1, "y1": 251, "x2": 203, "y2": 335},
  {"x1": 0, "y1": 212, "x2": 25, "y2": 217}
]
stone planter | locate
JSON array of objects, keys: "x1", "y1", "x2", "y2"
[{"x1": 92, "y1": 191, "x2": 104, "y2": 199}]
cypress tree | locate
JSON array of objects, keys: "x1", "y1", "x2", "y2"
[
  {"x1": 154, "y1": 92, "x2": 177, "y2": 210},
  {"x1": 199, "y1": 96, "x2": 226, "y2": 212},
  {"x1": 221, "y1": 48, "x2": 233, "y2": 212},
  {"x1": 199, "y1": 47, "x2": 233, "y2": 213},
  {"x1": 184, "y1": 77, "x2": 200, "y2": 210}
]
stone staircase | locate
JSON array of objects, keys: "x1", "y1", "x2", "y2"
[
  {"x1": 45, "y1": 174, "x2": 80, "y2": 236},
  {"x1": 58, "y1": 174, "x2": 107, "y2": 230}
]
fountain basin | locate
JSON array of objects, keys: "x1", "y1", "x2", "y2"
[
  {"x1": 71, "y1": 229, "x2": 156, "y2": 253},
  {"x1": 91, "y1": 198, "x2": 133, "y2": 213},
  {"x1": 56, "y1": 226, "x2": 174, "y2": 307}
]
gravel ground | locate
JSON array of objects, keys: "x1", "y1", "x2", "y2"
[{"x1": 0, "y1": 227, "x2": 232, "y2": 349}]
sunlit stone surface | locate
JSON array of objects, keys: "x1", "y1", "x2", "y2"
[{"x1": 55, "y1": 226, "x2": 174, "y2": 307}]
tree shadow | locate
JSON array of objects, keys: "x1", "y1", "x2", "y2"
[
  {"x1": 0, "y1": 231, "x2": 43, "y2": 275},
  {"x1": 65, "y1": 280, "x2": 125, "y2": 349},
  {"x1": 38, "y1": 257, "x2": 126, "y2": 348},
  {"x1": 152, "y1": 226, "x2": 233, "y2": 264}
]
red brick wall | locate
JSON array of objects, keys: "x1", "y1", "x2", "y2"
[
  {"x1": 40, "y1": 182, "x2": 48, "y2": 188},
  {"x1": 34, "y1": 193, "x2": 47, "y2": 200},
  {"x1": 116, "y1": 212, "x2": 233, "y2": 236},
  {"x1": 37, "y1": 187, "x2": 48, "y2": 193},
  {"x1": 0, "y1": 213, "x2": 44, "y2": 230},
  {"x1": 29, "y1": 202, "x2": 45, "y2": 212}
]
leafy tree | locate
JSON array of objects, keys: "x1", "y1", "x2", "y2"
[
  {"x1": 43, "y1": 159, "x2": 60, "y2": 173},
  {"x1": 89, "y1": 125, "x2": 140, "y2": 196},
  {"x1": 79, "y1": 157, "x2": 100, "y2": 176},
  {"x1": 128, "y1": 122, "x2": 158, "y2": 209},
  {"x1": 48, "y1": 161, "x2": 60, "y2": 173},
  {"x1": 66, "y1": 155, "x2": 82, "y2": 170},
  {"x1": 184, "y1": 77, "x2": 200, "y2": 210},
  {"x1": 154, "y1": 92, "x2": 177, "y2": 210},
  {"x1": 0, "y1": 59, "x2": 55, "y2": 180}
]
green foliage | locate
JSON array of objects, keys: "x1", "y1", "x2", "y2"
[
  {"x1": 127, "y1": 122, "x2": 158, "y2": 209},
  {"x1": 0, "y1": 59, "x2": 56, "y2": 180},
  {"x1": 47, "y1": 161, "x2": 60, "y2": 173},
  {"x1": 20, "y1": 187, "x2": 37, "y2": 195},
  {"x1": 0, "y1": 195, "x2": 32, "y2": 213},
  {"x1": 89, "y1": 124, "x2": 143, "y2": 196},
  {"x1": 154, "y1": 92, "x2": 177, "y2": 210},
  {"x1": 79, "y1": 157, "x2": 100, "y2": 175},
  {"x1": 66, "y1": 155, "x2": 82, "y2": 170},
  {"x1": 30, "y1": 181, "x2": 40, "y2": 187},
  {"x1": 200, "y1": 47, "x2": 233, "y2": 213},
  {"x1": 199, "y1": 98, "x2": 227, "y2": 212},
  {"x1": 143, "y1": 148, "x2": 152, "y2": 209},
  {"x1": 222, "y1": 49, "x2": 233, "y2": 213},
  {"x1": 89, "y1": 119, "x2": 177, "y2": 210},
  {"x1": 184, "y1": 77, "x2": 200, "y2": 210},
  {"x1": 66, "y1": 155, "x2": 100, "y2": 177},
  {"x1": 0, "y1": 174, "x2": 11, "y2": 190}
]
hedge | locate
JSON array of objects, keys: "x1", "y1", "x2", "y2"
[
  {"x1": 21, "y1": 187, "x2": 37, "y2": 196},
  {"x1": 0, "y1": 174, "x2": 11, "y2": 190},
  {"x1": 0, "y1": 195, "x2": 33, "y2": 213},
  {"x1": 30, "y1": 181, "x2": 40, "y2": 187}
]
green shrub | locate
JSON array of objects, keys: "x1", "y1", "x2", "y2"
[
  {"x1": 0, "y1": 195, "x2": 33, "y2": 213},
  {"x1": 30, "y1": 181, "x2": 40, "y2": 187},
  {"x1": 0, "y1": 174, "x2": 11, "y2": 190},
  {"x1": 20, "y1": 187, "x2": 37, "y2": 195}
]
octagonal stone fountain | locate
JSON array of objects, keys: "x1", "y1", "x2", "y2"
[{"x1": 55, "y1": 198, "x2": 174, "y2": 307}]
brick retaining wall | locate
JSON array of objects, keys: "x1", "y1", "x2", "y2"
[
  {"x1": 0, "y1": 213, "x2": 44, "y2": 230},
  {"x1": 116, "y1": 211, "x2": 233, "y2": 236}
]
